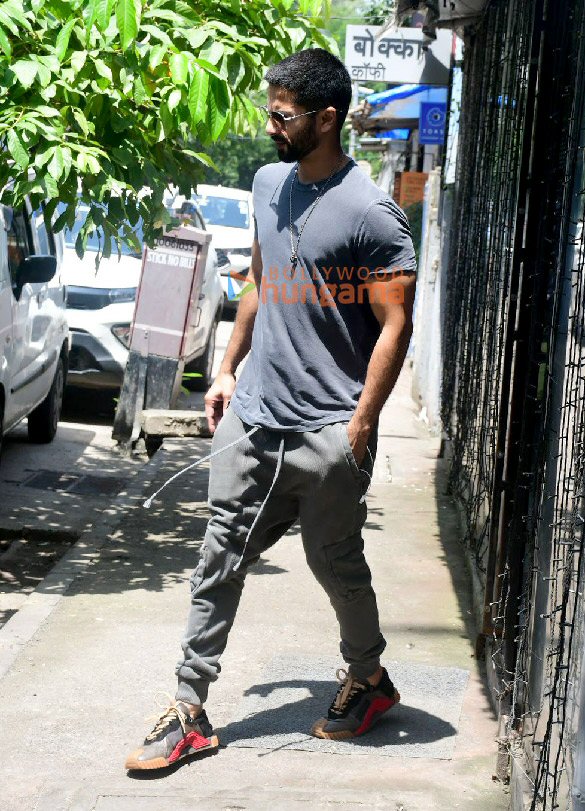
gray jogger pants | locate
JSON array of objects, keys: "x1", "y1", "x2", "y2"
[{"x1": 175, "y1": 406, "x2": 386, "y2": 705}]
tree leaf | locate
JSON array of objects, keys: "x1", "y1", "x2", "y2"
[
  {"x1": 87, "y1": 154, "x2": 101, "y2": 174},
  {"x1": 0, "y1": 24, "x2": 11, "y2": 57},
  {"x1": 75, "y1": 230, "x2": 85, "y2": 259},
  {"x1": 200, "y1": 41, "x2": 224, "y2": 65},
  {"x1": 141, "y1": 23, "x2": 171, "y2": 46},
  {"x1": 133, "y1": 75, "x2": 149, "y2": 104},
  {"x1": 167, "y1": 88, "x2": 181, "y2": 111},
  {"x1": 169, "y1": 52, "x2": 189, "y2": 85},
  {"x1": 87, "y1": 0, "x2": 114, "y2": 31},
  {"x1": 11, "y1": 60, "x2": 38, "y2": 89},
  {"x1": 47, "y1": 146, "x2": 64, "y2": 181},
  {"x1": 35, "y1": 61, "x2": 51, "y2": 88},
  {"x1": 147, "y1": 43, "x2": 167, "y2": 70},
  {"x1": 33, "y1": 105, "x2": 60, "y2": 117},
  {"x1": 38, "y1": 54, "x2": 60, "y2": 73},
  {"x1": 34, "y1": 145, "x2": 54, "y2": 169},
  {"x1": 208, "y1": 75, "x2": 230, "y2": 140},
  {"x1": 181, "y1": 28, "x2": 209, "y2": 50},
  {"x1": 52, "y1": 207, "x2": 71, "y2": 234},
  {"x1": 284, "y1": 20, "x2": 308, "y2": 48},
  {"x1": 61, "y1": 146, "x2": 73, "y2": 179},
  {"x1": 19, "y1": 120, "x2": 38, "y2": 135},
  {"x1": 55, "y1": 18, "x2": 77, "y2": 60},
  {"x1": 188, "y1": 68, "x2": 209, "y2": 128},
  {"x1": 193, "y1": 57, "x2": 222, "y2": 79},
  {"x1": 7, "y1": 130, "x2": 29, "y2": 169},
  {"x1": 159, "y1": 101, "x2": 174, "y2": 137},
  {"x1": 116, "y1": 0, "x2": 141, "y2": 51},
  {"x1": 94, "y1": 58, "x2": 113, "y2": 81},
  {"x1": 70, "y1": 50, "x2": 87, "y2": 72},
  {"x1": 44, "y1": 172, "x2": 59, "y2": 198},
  {"x1": 76, "y1": 150, "x2": 100, "y2": 174},
  {"x1": 72, "y1": 109, "x2": 90, "y2": 135},
  {"x1": 183, "y1": 149, "x2": 218, "y2": 170},
  {"x1": 0, "y1": 8, "x2": 18, "y2": 35},
  {"x1": 40, "y1": 83, "x2": 57, "y2": 101}
]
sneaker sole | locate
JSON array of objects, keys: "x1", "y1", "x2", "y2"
[
  {"x1": 310, "y1": 691, "x2": 401, "y2": 740},
  {"x1": 125, "y1": 734, "x2": 220, "y2": 770}
]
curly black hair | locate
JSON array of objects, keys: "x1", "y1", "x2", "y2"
[{"x1": 264, "y1": 48, "x2": 352, "y2": 134}]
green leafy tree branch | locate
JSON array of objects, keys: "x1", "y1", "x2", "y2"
[{"x1": 0, "y1": 0, "x2": 334, "y2": 258}]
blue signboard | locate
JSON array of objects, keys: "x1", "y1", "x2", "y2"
[{"x1": 419, "y1": 102, "x2": 447, "y2": 145}]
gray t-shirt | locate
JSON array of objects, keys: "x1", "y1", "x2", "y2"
[{"x1": 230, "y1": 159, "x2": 416, "y2": 431}]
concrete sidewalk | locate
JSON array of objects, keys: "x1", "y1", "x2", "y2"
[{"x1": 0, "y1": 366, "x2": 508, "y2": 810}]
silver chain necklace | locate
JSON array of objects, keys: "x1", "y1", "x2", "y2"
[{"x1": 288, "y1": 154, "x2": 347, "y2": 272}]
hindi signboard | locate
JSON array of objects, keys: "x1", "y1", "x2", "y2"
[
  {"x1": 419, "y1": 101, "x2": 447, "y2": 144},
  {"x1": 344, "y1": 26, "x2": 452, "y2": 86}
]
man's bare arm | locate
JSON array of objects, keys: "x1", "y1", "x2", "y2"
[
  {"x1": 204, "y1": 239, "x2": 262, "y2": 432},
  {"x1": 347, "y1": 273, "x2": 417, "y2": 464}
]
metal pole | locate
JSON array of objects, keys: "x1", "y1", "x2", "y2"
[{"x1": 349, "y1": 81, "x2": 359, "y2": 158}]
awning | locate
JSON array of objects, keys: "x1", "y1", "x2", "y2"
[
  {"x1": 367, "y1": 84, "x2": 448, "y2": 109},
  {"x1": 351, "y1": 84, "x2": 449, "y2": 135}
]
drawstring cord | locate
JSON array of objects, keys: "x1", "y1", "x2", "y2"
[
  {"x1": 142, "y1": 426, "x2": 261, "y2": 509},
  {"x1": 233, "y1": 434, "x2": 285, "y2": 572},
  {"x1": 142, "y1": 423, "x2": 286, "y2": 574},
  {"x1": 143, "y1": 425, "x2": 370, "y2": 572},
  {"x1": 358, "y1": 447, "x2": 374, "y2": 504}
]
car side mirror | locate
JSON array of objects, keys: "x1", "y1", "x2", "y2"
[{"x1": 18, "y1": 255, "x2": 57, "y2": 285}]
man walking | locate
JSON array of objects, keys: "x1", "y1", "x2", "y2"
[{"x1": 126, "y1": 48, "x2": 416, "y2": 770}]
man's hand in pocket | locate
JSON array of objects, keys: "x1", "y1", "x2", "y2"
[{"x1": 346, "y1": 418, "x2": 371, "y2": 467}]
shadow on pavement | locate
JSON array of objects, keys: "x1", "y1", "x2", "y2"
[
  {"x1": 433, "y1": 454, "x2": 498, "y2": 719},
  {"x1": 219, "y1": 678, "x2": 456, "y2": 751},
  {"x1": 62, "y1": 386, "x2": 118, "y2": 426}
]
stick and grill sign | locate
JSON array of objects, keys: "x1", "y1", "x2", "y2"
[{"x1": 344, "y1": 26, "x2": 452, "y2": 86}]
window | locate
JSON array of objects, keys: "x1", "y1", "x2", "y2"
[
  {"x1": 195, "y1": 195, "x2": 250, "y2": 229},
  {"x1": 6, "y1": 207, "x2": 32, "y2": 283},
  {"x1": 32, "y1": 208, "x2": 56, "y2": 256},
  {"x1": 59, "y1": 202, "x2": 144, "y2": 257}
]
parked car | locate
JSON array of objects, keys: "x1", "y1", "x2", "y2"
[
  {"x1": 61, "y1": 200, "x2": 224, "y2": 393},
  {"x1": 0, "y1": 201, "x2": 69, "y2": 451},
  {"x1": 169, "y1": 185, "x2": 254, "y2": 312}
]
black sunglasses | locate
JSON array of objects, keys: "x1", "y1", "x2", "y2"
[{"x1": 259, "y1": 105, "x2": 323, "y2": 128}]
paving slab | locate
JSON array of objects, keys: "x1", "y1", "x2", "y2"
[{"x1": 223, "y1": 654, "x2": 469, "y2": 758}]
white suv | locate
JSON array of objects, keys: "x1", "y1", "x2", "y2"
[
  {"x1": 169, "y1": 185, "x2": 254, "y2": 312},
  {"x1": 0, "y1": 202, "x2": 69, "y2": 450}
]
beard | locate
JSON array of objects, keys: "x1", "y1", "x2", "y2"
[{"x1": 272, "y1": 118, "x2": 318, "y2": 163}]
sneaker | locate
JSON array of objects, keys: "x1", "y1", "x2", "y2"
[
  {"x1": 125, "y1": 702, "x2": 219, "y2": 770},
  {"x1": 311, "y1": 667, "x2": 400, "y2": 740}
]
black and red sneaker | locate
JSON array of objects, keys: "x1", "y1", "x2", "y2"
[
  {"x1": 125, "y1": 702, "x2": 219, "y2": 770},
  {"x1": 311, "y1": 667, "x2": 400, "y2": 740}
]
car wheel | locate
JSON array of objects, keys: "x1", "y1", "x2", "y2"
[
  {"x1": 0, "y1": 399, "x2": 4, "y2": 461},
  {"x1": 184, "y1": 321, "x2": 217, "y2": 392},
  {"x1": 28, "y1": 357, "x2": 65, "y2": 443}
]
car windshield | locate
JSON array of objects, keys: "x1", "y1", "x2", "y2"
[
  {"x1": 196, "y1": 195, "x2": 250, "y2": 229},
  {"x1": 62, "y1": 205, "x2": 144, "y2": 256}
]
